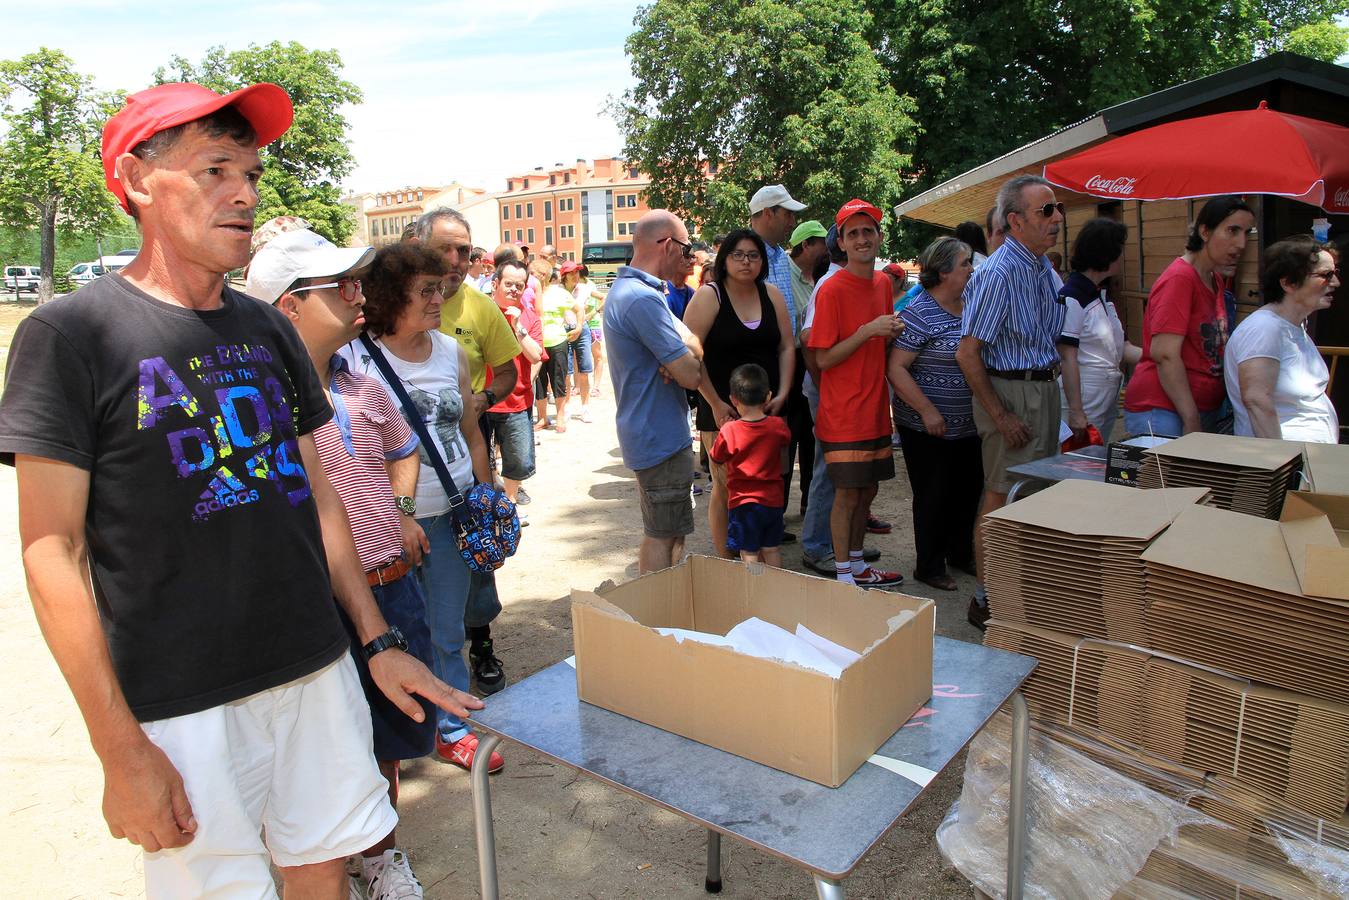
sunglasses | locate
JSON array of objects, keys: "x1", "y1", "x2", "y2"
[
  {"x1": 662, "y1": 235, "x2": 695, "y2": 258},
  {"x1": 1019, "y1": 202, "x2": 1066, "y2": 220},
  {"x1": 292, "y1": 278, "x2": 362, "y2": 301}
]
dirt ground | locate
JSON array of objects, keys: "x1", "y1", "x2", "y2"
[{"x1": 0, "y1": 298, "x2": 991, "y2": 898}]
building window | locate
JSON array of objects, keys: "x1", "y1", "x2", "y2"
[
  {"x1": 417, "y1": 190, "x2": 423, "y2": 200},
  {"x1": 550, "y1": 174, "x2": 556, "y2": 185},
  {"x1": 564, "y1": 172, "x2": 571, "y2": 183},
  {"x1": 617, "y1": 222, "x2": 629, "y2": 236},
  {"x1": 708, "y1": 160, "x2": 718, "y2": 175},
  {"x1": 522, "y1": 178, "x2": 529, "y2": 189},
  {"x1": 526, "y1": 202, "x2": 534, "y2": 218},
  {"x1": 545, "y1": 226, "x2": 553, "y2": 246},
  {"x1": 544, "y1": 200, "x2": 552, "y2": 221},
  {"x1": 503, "y1": 230, "x2": 511, "y2": 243},
  {"x1": 371, "y1": 223, "x2": 378, "y2": 238},
  {"x1": 615, "y1": 195, "x2": 626, "y2": 209},
  {"x1": 628, "y1": 167, "x2": 639, "y2": 179},
  {"x1": 559, "y1": 197, "x2": 574, "y2": 212},
  {"x1": 560, "y1": 224, "x2": 575, "y2": 239},
  {"x1": 515, "y1": 204, "x2": 522, "y2": 219},
  {"x1": 502, "y1": 205, "x2": 509, "y2": 220},
  {"x1": 516, "y1": 229, "x2": 523, "y2": 242},
  {"x1": 527, "y1": 228, "x2": 535, "y2": 243}
]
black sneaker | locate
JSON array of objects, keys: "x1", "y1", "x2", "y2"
[
  {"x1": 967, "y1": 597, "x2": 990, "y2": 632},
  {"x1": 781, "y1": 531, "x2": 797, "y2": 544},
  {"x1": 515, "y1": 487, "x2": 531, "y2": 506},
  {"x1": 470, "y1": 639, "x2": 507, "y2": 695}
]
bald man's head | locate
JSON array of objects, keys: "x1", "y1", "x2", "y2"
[
  {"x1": 629, "y1": 209, "x2": 691, "y2": 282},
  {"x1": 633, "y1": 210, "x2": 685, "y2": 247}
]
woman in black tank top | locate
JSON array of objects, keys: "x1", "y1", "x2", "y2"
[{"x1": 682, "y1": 228, "x2": 796, "y2": 558}]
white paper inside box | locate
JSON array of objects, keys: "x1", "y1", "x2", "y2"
[{"x1": 570, "y1": 555, "x2": 935, "y2": 787}]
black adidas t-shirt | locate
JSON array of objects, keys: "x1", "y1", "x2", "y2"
[{"x1": 0, "y1": 274, "x2": 347, "y2": 721}]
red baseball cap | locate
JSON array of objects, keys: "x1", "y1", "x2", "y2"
[
  {"x1": 834, "y1": 198, "x2": 883, "y2": 230},
  {"x1": 559, "y1": 261, "x2": 582, "y2": 275},
  {"x1": 882, "y1": 262, "x2": 907, "y2": 279},
  {"x1": 102, "y1": 82, "x2": 294, "y2": 212}
]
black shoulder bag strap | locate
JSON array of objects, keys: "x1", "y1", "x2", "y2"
[{"x1": 358, "y1": 334, "x2": 470, "y2": 529}]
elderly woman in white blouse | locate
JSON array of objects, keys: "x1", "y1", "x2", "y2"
[{"x1": 1225, "y1": 237, "x2": 1340, "y2": 443}]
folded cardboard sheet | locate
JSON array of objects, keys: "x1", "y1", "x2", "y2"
[
  {"x1": 982, "y1": 480, "x2": 1209, "y2": 642},
  {"x1": 1279, "y1": 491, "x2": 1349, "y2": 602},
  {"x1": 1135, "y1": 432, "x2": 1304, "y2": 519},
  {"x1": 1142, "y1": 503, "x2": 1349, "y2": 707},
  {"x1": 984, "y1": 621, "x2": 1349, "y2": 819}
]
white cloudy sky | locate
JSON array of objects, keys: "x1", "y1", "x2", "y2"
[{"x1": 6, "y1": 0, "x2": 642, "y2": 193}]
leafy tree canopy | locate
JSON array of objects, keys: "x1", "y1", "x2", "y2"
[
  {"x1": 616, "y1": 0, "x2": 916, "y2": 245},
  {"x1": 155, "y1": 41, "x2": 363, "y2": 245},
  {"x1": 0, "y1": 48, "x2": 125, "y2": 301}
]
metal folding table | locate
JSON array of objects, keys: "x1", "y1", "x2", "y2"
[
  {"x1": 1005, "y1": 444, "x2": 1109, "y2": 503},
  {"x1": 469, "y1": 636, "x2": 1036, "y2": 899}
]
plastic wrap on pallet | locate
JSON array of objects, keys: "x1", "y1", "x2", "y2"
[
  {"x1": 936, "y1": 712, "x2": 1208, "y2": 899},
  {"x1": 940, "y1": 713, "x2": 1349, "y2": 899}
]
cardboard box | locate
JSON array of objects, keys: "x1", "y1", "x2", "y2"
[
  {"x1": 1279, "y1": 491, "x2": 1349, "y2": 601},
  {"x1": 1104, "y1": 435, "x2": 1174, "y2": 487},
  {"x1": 571, "y1": 556, "x2": 934, "y2": 787}
]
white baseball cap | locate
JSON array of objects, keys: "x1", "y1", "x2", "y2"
[
  {"x1": 246, "y1": 229, "x2": 375, "y2": 304},
  {"x1": 749, "y1": 184, "x2": 807, "y2": 216}
]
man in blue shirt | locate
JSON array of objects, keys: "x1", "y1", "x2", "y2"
[
  {"x1": 956, "y1": 174, "x2": 1066, "y2": 630},
  {"x1": 604, "y1": 210, "x2": 705, "y2": 574},
  {"x1": 750, "y1": 184, "x2": 807, "y2": 338}
]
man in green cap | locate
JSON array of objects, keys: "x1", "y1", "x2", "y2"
[{"x1": 782, "y1": 219, "x2": 830, "y2": 516}]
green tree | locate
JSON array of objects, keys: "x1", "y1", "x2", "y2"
[
  {"x1": 616, "y1": 0, "x2": 916, "y2": 247},
  {"x1": 0, "y1": 48, "x2": 124, "y2": 302},
  {"x1": 155, "y1": 41, "x2": 363, "y2": 245},
  {"x1": 1279, "y1": 19, "x2": 1349, "y2": 60}
]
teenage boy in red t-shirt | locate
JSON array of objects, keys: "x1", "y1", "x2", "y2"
[
  {"x1": 806, "y1": 200, "x2": 904, "y2": 586},
  {"x1": 710, "y1": 363, "x2": 793, "y2": 567},
  {"x1": 487, "y1": 259, "x2": 545, "y2": 512}
]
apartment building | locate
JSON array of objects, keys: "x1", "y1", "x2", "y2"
[
  {"x1": 496, "y1": 158, "x2": 650, "y2": 260},
  {"x1": 343, "y1": 183, "x2": 493, "y2": 248}
]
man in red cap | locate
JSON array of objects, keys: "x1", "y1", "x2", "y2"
[
  {"x1": 806, "y1": 199, "x2": 905, "y2": 586},
  {"x1": 0, "y1": 82, "x2": 480, "y2": 898}
]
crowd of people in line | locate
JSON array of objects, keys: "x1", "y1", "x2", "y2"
[{"x1": 0, "y1": 80, "x2": 1340, "y2": 900}]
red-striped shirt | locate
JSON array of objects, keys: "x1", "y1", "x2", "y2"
[{"x1": 312, "y1": 357, "x2": 419, "y2": 572}]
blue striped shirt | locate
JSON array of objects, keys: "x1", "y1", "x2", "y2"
[
  {"x1": 764, "y1": 241, "x2": 798, "y2": 338},
  {"x1": 961, "y1": 236, "x2": 1064, "y2": 370},
  {"x1": 893, "y1": 291, "x2": 976, "y2": 438}
]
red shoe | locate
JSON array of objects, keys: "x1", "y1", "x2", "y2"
[
  {"x1": 854, "y1": 567, "x2": 904, "y2": 587},
  {"x1": 866, "y1": 515, "x2": 893, "y2": 535},
  {"x1": 436, "y1": 733, "x2": 504, "y2": 773}
]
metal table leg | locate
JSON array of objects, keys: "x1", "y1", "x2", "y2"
[
  {"x1": 471, "y1": 733, "x2": 504, "y2": 900},
  {"x1": 1006, "y1": 692, "x2": 1030, "y2": 900},
  {"x1": 1005, "y1": 478, "x2": 1030, "y2": 504},
  {"x1": 813, "y1": 874, "x2": 846, "y2": 899},
  {"x1": 705, "y1": 829, "x2": 722, "y2": 893}
]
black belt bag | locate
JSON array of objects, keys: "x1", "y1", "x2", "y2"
[{"x1": 987, "y1": 367, "x2": 1059, "y2": 382}]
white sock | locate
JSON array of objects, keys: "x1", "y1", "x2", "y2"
[
  {"x1": 850, "y1": 551, "x2": 866, "y2": 576},
  {"x1": 835, "y1": 562, "x2": 855, "y2": 585}
]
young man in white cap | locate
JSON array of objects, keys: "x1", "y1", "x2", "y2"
[
  {"x1": 0, "y1": 82, "x2": 479, "y2": 897},
  {"x1": 249, "y1": 227, "x2": 442, "y2": 898},
  {"x1": 807, "y1": 199, "x2": 905, "y2": 587}
]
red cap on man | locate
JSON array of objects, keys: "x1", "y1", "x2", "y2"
[
  {"x1": 834, "y1": 198, "x2": 884, "y2": 230},
  {"x1": 101, "y1": 82, "x2": 294, "y2": 213}
]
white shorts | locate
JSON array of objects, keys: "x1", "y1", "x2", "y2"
[{"x1": 141, "y1": 656, "x2": 397, "y2": 898}]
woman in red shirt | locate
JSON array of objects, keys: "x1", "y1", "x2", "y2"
[{"x1": 1123, "y1": 195, "x2": 1254, "y2": 437}]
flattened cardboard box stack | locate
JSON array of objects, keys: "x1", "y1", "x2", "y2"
[
  {"x1": 1134, "y1": 432, "x2": 1304, "y2": 518},
  {"x1": 953, "y1": 461, "x2": 1349, "y2": 898}
]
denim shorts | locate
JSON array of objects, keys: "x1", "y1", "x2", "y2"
[
  {"x1": 567, "y1": 327, "x2": 595, "y2": 375},
  {"x1": 342, "y1": 572, "x2": 436, "y2": 761},
  {"x1": 727, "y1": 502, "x2": 786, "y2": 552},
  {"x1": 486, "y1": 409, "x2": 535, "y2": 481}
]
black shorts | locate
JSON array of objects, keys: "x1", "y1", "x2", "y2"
[{"x1": 535, "y1": 342, "x2": 568, "y2": 401}]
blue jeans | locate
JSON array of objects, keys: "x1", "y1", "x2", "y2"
[
  {"x1": 801, "y1": 378, "x2": 835, "y2": 561},
  {"x1": 1123, "y1": 404, "x2": 1231, "y2": 439},
  {"x1": 416, "y1": 511, "x2": 473, "y2": 743},
  {"x1": 566, "y1": 327, "x2": 594, "y2": 375}
]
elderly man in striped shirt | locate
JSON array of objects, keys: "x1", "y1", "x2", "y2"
[
  {"x1": 956, "y1": 174, "x2": 1066, "y2": 631},
  {"x1": 250, "y1": 229, "x2": 443, "y2": 899}
]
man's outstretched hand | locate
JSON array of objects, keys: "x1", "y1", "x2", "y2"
[{"x1": 369, "y1": 649, "x2": 485, "y2": 721}]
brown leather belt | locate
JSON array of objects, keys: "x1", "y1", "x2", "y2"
[
  {"x1": 367, "y1": 558, "x2": 410, "y2": 586},
  {"x1": 987, "y1": 366, "x2": 1059, "y2": 382}
]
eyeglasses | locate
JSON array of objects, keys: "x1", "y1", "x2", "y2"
[
  {"x1": 416, "y1": 283, "x2": 446, "y2": 300},
  {"x1": 292, "y1": 278, "x2": 361, "y2": 301},
  {"x1": 662, "y1": 235, "x2": 695, "y2": 258},
  {"x1": 728, "y1": 250, "x2": 762, "y2": 263},
  {"x1": 1018, "y1": 202, "x2": 1066, "y2": 220},
  {"x1": 1310, "y1": 268, "x2": 1340, "y2": 282}
]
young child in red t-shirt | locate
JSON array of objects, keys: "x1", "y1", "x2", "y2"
[{"x1": 709, "y1": 364, "x2": 792, "y2": 567}]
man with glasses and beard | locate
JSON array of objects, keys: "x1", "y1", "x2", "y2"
[{"x1": 956, "y1": 174, "x2": 1067, "y2": 631}]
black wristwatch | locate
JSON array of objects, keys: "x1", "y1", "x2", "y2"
[
  {"x1": 394, "y1": 495, "x2": 416, "y2": 516},
  {"x1": 363, "y1": 627, "x2": 408, "y2": 660},
  {"x1": 482, "y1": 388, "x2": 497, "y2": 407}
]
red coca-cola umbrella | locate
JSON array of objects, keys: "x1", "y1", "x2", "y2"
[{"x1": 1044, "y1": 102, "x2": 1349, "y2": 213}]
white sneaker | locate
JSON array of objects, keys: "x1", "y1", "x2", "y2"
[{"x1": 367, "y1": 849, "x2": 423, "y2": 900}]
